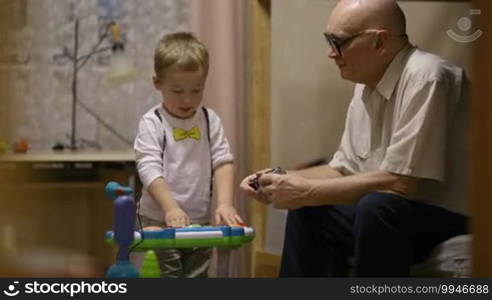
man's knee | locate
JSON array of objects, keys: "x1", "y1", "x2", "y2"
[
  {"x1": 286, "y1": 205, "x2": 329, "y2": 222},
  {"x1": 354, "y1": 192, "x2": 411, "y2": 226},
  {"x1": 285, "y1": 205, "x2": 347, "y2": 234}
]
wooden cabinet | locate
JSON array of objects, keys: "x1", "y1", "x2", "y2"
[{"x1": 0, "y1": 151, "x2": 136, "y2": 277}]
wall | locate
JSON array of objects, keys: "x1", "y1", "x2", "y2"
[
  {"x1": 267, "y1": 0, "x2": 474, "y2": 254},
  {"x1": 1, "y1": 0, "x2": 190, "y2": 151}
]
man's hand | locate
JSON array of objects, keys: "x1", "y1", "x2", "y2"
[
  {"x1": 214, "y1": 204, "x2": 244, "y2": 226},
  {"x1": 164, "y1": 207, "x2": 190, "y2": 227},
  {"x1": 260, "y1": 173, "x2": 312, "y2": 210},
  {"x1": 239, "y1": 168, "x2": 274, "y2": 204}
]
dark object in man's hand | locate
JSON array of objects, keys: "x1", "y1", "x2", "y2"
[{"x1": 248, "y1": 167, "x2": 287, "y2": 191}]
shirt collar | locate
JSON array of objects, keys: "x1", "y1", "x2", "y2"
[{"x1": 375, "y1": 44, "x2": 415, "y2": 101}]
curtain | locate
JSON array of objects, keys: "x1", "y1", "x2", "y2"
[{"x1": 190, "y1": 0, "x2": 249, "y2": 277}]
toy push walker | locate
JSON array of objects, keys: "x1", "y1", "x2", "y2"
[{"x1": 104, "y1": 182, "x2": 255, "y2": 278}]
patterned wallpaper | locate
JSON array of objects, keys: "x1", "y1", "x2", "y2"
[{"x1": 2, "y1": 0, "x2": 191, "y2": 150}]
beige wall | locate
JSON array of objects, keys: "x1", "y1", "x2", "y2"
[
  {"x1": 1, "y1": 0, "x2": 191, "y2": 151},
  {"x1": 266, "y1": 0, "x2": 473, "y2": 254},
  {"x1": 271, "y1": 0, "x2": 351, "y2": 169}
]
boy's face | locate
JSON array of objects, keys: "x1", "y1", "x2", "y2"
[{"x1": 153, "y1": 69, "x2": 206, "y2": 119}]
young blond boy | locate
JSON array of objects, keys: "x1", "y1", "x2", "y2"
[{"x1": 134, "y1": 32, "x2": 243, "y2": 277}]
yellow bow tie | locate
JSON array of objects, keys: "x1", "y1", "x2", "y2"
[{"x1": 173, "y1": 126, "x2": 201, "y2": 141}]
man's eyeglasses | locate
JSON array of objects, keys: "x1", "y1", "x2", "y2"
[{"x1": 323, "y1": 29, "x2": 407, "y2": 57}]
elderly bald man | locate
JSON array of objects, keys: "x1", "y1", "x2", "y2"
[{"x1": 241, "y1": 0, "x2": 468, "y2": 277}]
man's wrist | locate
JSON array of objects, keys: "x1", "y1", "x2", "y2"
[{"x1": 304, "y1": 179, "x2": 321, "y2": 207}]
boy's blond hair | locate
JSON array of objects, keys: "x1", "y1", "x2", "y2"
[{"x1": 154, "y1": 32, "x2": 209, "y2": 79}]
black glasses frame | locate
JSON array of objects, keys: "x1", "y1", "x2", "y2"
[
  {"x1": 324, "y1": 30, "x2": 407, "y2": 57},
  {"x1": 323, "y1": 31, "x2": 368, "y2": 57}
]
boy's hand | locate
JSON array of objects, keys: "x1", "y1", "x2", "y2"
[
  {"x1": 214, "y1": 204, "x2": 244, "y2": 226},
  {"x1": 165, "y1": 207, "x2": 190, "y2": 227}
]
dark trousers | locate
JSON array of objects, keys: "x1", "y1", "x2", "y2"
[{"x1": 279, "y1": 192, "x2": 467, "y2": 277}]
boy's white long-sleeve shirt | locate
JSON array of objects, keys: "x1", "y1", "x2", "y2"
[{"x1": 134, "y1": 103, "x2": 234, "y2": 223}]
